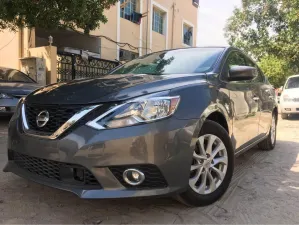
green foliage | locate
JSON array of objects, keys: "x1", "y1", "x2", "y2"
[
  {"x1": 258, "y1": 55, "x2": 291, "y2": 87},
  {"x1": 0, "y1": 0, "x2": 118, "y2": 34},
  {"x1": 225, "y1": 0, "x2": 299, "y2": 86}
]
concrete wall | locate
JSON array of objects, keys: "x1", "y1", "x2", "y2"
[
  {"x1": 175, "y1": 0, "x2": 198, "y2": 47},
  {"x1": 152, "y1": 31, "x2": 166, "y2": 53},
  {"x1": 28, "y1": 46, "x2": 57, "y2": 84},
  {"x1": 0, "y1": 30, "x2": 19, "y2": 69},
  {"x1": 150, "y1": 0, "x2": 198, "y2": 51},
  {"x1": 91, "y1": 5, "x2": 118, "y2": 61},
  {"x1": 120, "y1": 19, "x2": 140, "y2": 55}
]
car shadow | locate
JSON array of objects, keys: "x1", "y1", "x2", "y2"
[
  {"x1": 1, "y1": 138, "x2": 299, "y2": 223},
  {"x1": 0, "y1": 115, "x2": 11, "y2": 126},
  {"x1": 0, "y1": 116, "x2": 10, "y2": 151},
  {"x1": 285, "y1": 114, "x2": 299, "y2": 120}
]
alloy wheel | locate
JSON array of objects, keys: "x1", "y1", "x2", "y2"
[{"x1": 189, "y1": 134, "x2": 228, "y2": 195}]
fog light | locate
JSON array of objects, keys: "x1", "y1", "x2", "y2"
[
  {"x1": 285, "y1": 108, "x2": 291, "y2": 111},
  {"x1": 0, "y1": 107, "x2": 6, "y2": 112},
  {"x1": 123, "y1": 169, "x2": 145, "y2": 186}
]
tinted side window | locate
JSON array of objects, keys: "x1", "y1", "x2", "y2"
[
  {"x1": 227, "y1": 52, "x2": 247, "y2": 67},
  {"x1": 0, "y1": 69, "x2": 33, "y2": 83},
  {"x1": 222, "y1": 51, "x2": 247, "y2": 81},
  {"x1": 222, "y1": 51, "x2": 264, "y2": 83},
  {"x1": 243, "y1": 55, "x2": 264, "y2": 83}
]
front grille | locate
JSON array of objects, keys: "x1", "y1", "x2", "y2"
[
  {"x1": 110, "y1": 165, "x2": 168, "y2": 189},
  {"x1": 9, "y1": 150, "x2": 101, "y2": 187},
  {"x1": 25, "y1": 103, "x2": 83, "y2": 134}
]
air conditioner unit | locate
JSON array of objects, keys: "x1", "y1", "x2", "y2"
[{"x1": 123, "y1": 50, "x2": 132, "y2": 59}]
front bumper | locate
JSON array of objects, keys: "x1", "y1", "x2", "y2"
[
  {"x1": 4, "y1": 115, "x2": 199, "y2": 199},
  {"x1": 280, "y1": 101, "x2": 299, "y2": 114},
  {"x1": 0, "y1": 98, "x2": 19, "y2": 114}
]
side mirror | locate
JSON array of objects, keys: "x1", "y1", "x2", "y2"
[{"x1": 228, "y1": 66, "x2": 257, "y2": 81}]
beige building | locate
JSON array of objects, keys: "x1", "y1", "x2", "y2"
[
  {"x1": 0, "y1": 0, "x2": 199, "y2": 80},
  {"x1": 97, "y1": 0, "x2": 199, "y2": 61}
]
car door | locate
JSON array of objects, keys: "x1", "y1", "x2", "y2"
[
  {"x1": 244, "y1": 59, "x2": 274, "y2": 136},
  {"x1": 221, "y1": 51, "x2": 260, "y2": 150}
]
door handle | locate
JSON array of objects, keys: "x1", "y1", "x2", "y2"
[{"x1": 253, "y1": 97, "x2": 259, "y2": 101}]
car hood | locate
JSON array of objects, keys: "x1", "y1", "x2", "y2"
[
  {"x1": 0, "y1": 82, "x2": 41, "y2": 96},
  {"x1": 26, "y1": 74, "x2": 207, "y2": 105},
  {"x1": 282, "y1": 88, "x2": 299, "y2": 97}
]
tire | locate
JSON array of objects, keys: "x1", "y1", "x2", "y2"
[
  {"x1": 258, "y1": 114, "x2": 277, "y2": 151},
  {"x1": 177, "y1": 120, "x2": 234, "y2": 207},
  {"x1": 281, "y1": 113, "x2": 288, "y2": 120}
]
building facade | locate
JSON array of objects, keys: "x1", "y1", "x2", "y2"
[
  {"x1": 96, "y1": 0, "x2": 199, "y2": 61},
  {"x1": 0, "y1": 0, "x2": 199, "y2": 70}
]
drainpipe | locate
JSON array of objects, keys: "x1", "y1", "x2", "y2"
[
  {"x1": 145, "y1": 0, "x2": 149, "y2": 54},
  {"x1": 18, "y1": 28, "x2": 24, "y2": 69},
  {"x1": 171, "y1": 2, "x2": 176, "y2": 49},
  {"x1": 19, "y1": 28, "x2": 24, "y2": 58}
]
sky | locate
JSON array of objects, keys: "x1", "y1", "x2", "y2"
[{"x1": 197, "y1": 0, "x2": 242, "y2": 46}]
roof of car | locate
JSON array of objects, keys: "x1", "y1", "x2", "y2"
[
  {"x1": 158, "y1": 46, "x2": 230, "y2": 52},
  {"x1": 195, "y1": 46, "x2": 230, "y2": 48},
  {"x1": 288, "y1": 74, "x2": 299, "y2": 78}
]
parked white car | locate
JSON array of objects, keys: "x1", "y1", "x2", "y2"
[{"x1": 280, "y1": 75, "x2": 299, "y2": 119}]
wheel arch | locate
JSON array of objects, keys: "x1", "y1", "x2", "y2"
[
  {"x1": 200, "y1": 104, "x2": 231, "y2": 135},
  {"x1": 190, "y1": 104, "x2": 232, "y2": 151}
]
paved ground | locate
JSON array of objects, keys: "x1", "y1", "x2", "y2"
[{"x1": 1, "y1": 115, "x2": 299, "y2": 224}]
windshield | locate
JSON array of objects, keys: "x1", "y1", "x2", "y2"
[
  {"x1": 111, "y1": 48, "x2": 224, "y2": 75},
  {"x1": 285, "y1": 77, "x2": 299, "y2": 89},
  {"x1": 0, "y1": 68, "x2": 34, "y2": 83}
]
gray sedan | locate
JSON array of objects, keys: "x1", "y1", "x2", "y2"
[
  {"x1": 4, "y1": 47, "x2": 278, "y2": 206},
  {"x1": 0, "y1": 67, "x2": 41, "y2": 115}
]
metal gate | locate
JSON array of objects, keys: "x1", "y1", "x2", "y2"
[{"x1": 57, "y1": 52, "x2": 119, "y2": 82}]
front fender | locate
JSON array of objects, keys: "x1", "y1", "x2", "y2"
[{"x1": 170, "y1": 83, "x2": 232, "y2": 150}]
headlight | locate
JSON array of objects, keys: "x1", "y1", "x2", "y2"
[
  {"x1": 86, "y1": 96, "x2": 180, "y2": 130},
  {"x1": 0, "y1": 93, "x2": 12, "y2": 99}
]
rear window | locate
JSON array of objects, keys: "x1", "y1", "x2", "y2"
[
  {"x1": 285, "y1": 77, "x2": 299, "y2": 89},
  {"x1": 0, "y1": 68, "x2": 34, "y2": 83}
]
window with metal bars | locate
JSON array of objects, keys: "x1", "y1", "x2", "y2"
[
  {"x1": 152, "y1": 8, "x2": 165, "y2": 35},
  {"x1": 120, "y1": 0, "x2": 138, "y2": 23},
  {"x1": 183, "y1": 24, "x2": 193, "y2": 46}
]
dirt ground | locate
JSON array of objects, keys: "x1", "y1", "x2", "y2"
[{"x1": 1, "y1": 115, "x2": 299, "y2": 224}]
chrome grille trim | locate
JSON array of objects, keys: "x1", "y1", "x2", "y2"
[{"x1": 21, "y1": 103, "x2": 101, "y2": 139}]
